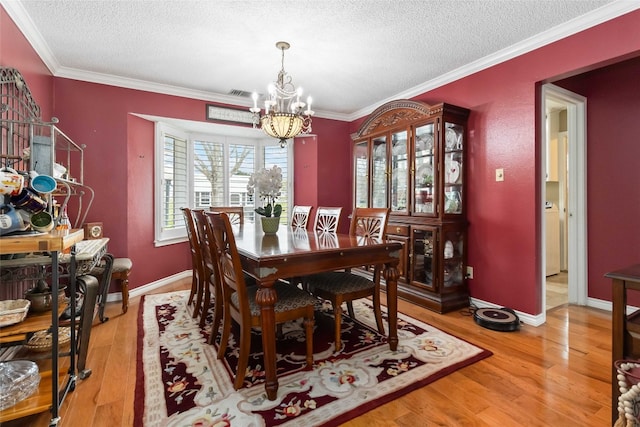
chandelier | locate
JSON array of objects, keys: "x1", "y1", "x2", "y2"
[{"x1": 250, "y1": 41, "x2": 314, "y2": 148}]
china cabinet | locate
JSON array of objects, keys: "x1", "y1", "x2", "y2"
[{"x1": 352, "y1": 100, "x2": 470, "y2": 313}]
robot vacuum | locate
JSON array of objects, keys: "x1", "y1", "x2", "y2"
[{"x1": 473, "y1": 307, "x2": 521, "y2": 332}]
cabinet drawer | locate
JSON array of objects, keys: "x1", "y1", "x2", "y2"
[{"x1": 387, "y1": 224, "x2": 410, "y2": 237}]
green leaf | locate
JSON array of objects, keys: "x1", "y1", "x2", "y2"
[{"x1": 255, "y1": 203, "x2": 274, "y2": 217}]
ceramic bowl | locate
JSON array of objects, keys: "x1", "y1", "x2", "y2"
[
  {"x1": 31, "y1": 175, "x2": 56, "y2": 194},
  {"x1": 24, "y1": 286, "x2": 66, "y2": 313},
  {"x1": 30, "y1": 211, "x2": 54, "y2": 233}
]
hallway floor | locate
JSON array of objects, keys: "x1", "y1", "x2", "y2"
[{"x1": 546, "y1": 271, "x2": 568, "y2": 310}]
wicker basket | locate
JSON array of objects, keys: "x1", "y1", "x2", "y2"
[
  {"x1": 25, "y1": 327, "x2": 71, "y2": 353},
  {"x1": 0, "y1": 299, "x2": 30, "y2": 327}
]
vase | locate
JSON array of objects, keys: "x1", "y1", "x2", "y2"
[{"x1": 260, "y1": 216, "x2": 280, "y2": 234}]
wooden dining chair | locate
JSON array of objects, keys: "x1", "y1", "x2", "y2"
[
  {"x1": 206, "y1": 211, "x2": 316, "y2": 390},
  {"x1": 209, "y1": 206, "x2": 244, "y2": 226},
  {"x1": 192, "y1": 209, "x2": 223, "y2": 332},
  {"x1": 181, "y1": 207, "x2": 207, "y2": 321},
  {"x1": 305, "y1": 207, "x2": 390, "y2": 351},
  {"x1": 291, "y1": 205, "x2": 312, "y2": 229},
  {"x1": 313, "y1": 206, "x2": 342, "y2": 233}
]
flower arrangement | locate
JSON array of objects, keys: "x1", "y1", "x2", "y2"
[{"x1": 247, "y1": 165, "x2": 283, "y2": 217}]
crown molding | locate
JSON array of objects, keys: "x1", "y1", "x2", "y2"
[
  {"x1": 3, "y1": 0, "x2": 637, "y2": 123},
  {"x1": 1, "y1": 0, "x2": 59, "y2": 72},
  {"x1": 349, "y1": 1, "x2": 640, "y2": 121}
]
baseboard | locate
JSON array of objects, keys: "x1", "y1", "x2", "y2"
[
  {"x1": 586, "y1": 296, "x2": 612, "y2": 312},
  {"x1": 471, "y1": 296, "x2": 615, "y2": 327},
  {"x1": 105, "y1": 270, "x2": 192, "y2": 303}
]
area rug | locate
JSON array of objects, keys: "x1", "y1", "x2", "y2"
[{"x1": 135, "y1": 290, "x2": 491, "y2": 427}]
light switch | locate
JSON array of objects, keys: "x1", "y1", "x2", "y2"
[{"x1": 496, "y1": 168, "x2": 504, "y2": 182}]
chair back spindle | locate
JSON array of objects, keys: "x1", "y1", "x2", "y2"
[
  {"x1": 314, "y1": 207, "x2": 342, "y2": 234},
  {"x1": 291, "y1": 205, "x2": 312, "y2": 229},
  {"x1": 209, "y1": 206, "x2": 244, "y2": 226}
]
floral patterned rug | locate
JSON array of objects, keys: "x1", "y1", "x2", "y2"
[{"x1": 135, "y1": 290, "x2": 491, "y2": 427}]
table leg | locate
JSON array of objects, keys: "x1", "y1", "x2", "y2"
[
  {"x1": 384, "y1": 262, "x2": 400, "y2": 351},
  {"x1": 256, "y1": 280, "x2": 278, "y2": 400},
  {"x1": 97, "y1": 253, "x2": 114, "y2": 323}
]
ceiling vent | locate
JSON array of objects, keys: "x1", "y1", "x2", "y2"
[{"x1": 228, "y1": 89, "x2": 253, "y2": 98}]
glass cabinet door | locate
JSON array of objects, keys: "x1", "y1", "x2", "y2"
[
  {"x1": 442, "y1": 228, "x2": 464, "y2": 289},
  {"x1": 390, "y1": 130, "x2": 408, "y2": 213},
  {"x1": 353, "y1": 140, "x2": 369, "y2": 208},
  {"x1": 443, "y1": 121, "x2": 465, "y2": 215},
  {"x1": 411, "y1": 226, "x2": 437, "y2": 292},
  {"x1": 413, "y1": 122, "x2": 435, "y2": 215},
  {"x1": 371, "y1": 136, "x2": 388, "y2": 208}
]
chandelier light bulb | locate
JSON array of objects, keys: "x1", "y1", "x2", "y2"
[{"x1": 251, "y1": 92, "x2": 259, "y2": 111}]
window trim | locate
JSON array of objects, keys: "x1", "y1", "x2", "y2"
[{"x1": 154, "y1": 122, "x2": 191, "y2": 246}]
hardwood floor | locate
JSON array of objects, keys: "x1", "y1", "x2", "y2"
[
  {"x1": 546, "y1": 271, "x2": 569, "y2": 311},
  {"x1": 9, "y1": 277, "x2": 613, "y2": 427}
]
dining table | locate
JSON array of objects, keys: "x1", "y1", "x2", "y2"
[{"x1": 232, "y1": 221, "x2": 403, "y2": 401}]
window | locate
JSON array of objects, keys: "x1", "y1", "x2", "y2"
[
  {"x1": 154, "y1": 122, "x2": 291, "y2": 245},
  {"x1": 156, "y1": 127, "x2": 188, "y2": 243},
  {"x1": 195, "y1": 192, "x2": 211, "y2": 207}
]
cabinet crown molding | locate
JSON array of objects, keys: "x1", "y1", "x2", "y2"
[{"x1": 352, "y1": 99, "x2": 469, "y2": 140}]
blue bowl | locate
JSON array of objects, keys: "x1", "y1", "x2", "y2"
[{"x1": 31, "y1": 175, "x2": 57, "y2": 194}]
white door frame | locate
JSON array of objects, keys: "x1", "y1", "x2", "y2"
[{"x1": 541, "y1": 83, "x2": 588, "y2": 315}]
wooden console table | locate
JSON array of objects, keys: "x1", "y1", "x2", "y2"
[{"x1": 607, "y1": 263, "x2": 640, "y2": 424}]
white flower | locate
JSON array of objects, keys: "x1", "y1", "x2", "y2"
[{"x1": 247, "y1": 165, "x2": 283, "y2": 217}]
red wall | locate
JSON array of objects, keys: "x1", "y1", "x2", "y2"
[
  {"x1": 346, "y1": 9, "x2": 640, "y2": 314},
  {"x1": 0, "y1": 6, "x2": 53, "y2": 120},
  {"x1": 47, "y1": 76, "x2": 351, "y2": 288},
  {"x1": 555, "y1": 57, "x2": 640, "y2": 302},
  {"x1": 297, "y1": 118, "x2": 352, "y2": 233},
  {"x1": 3, "y1": 4, "x2": 640, "y2": 313},
  {"x1": 293, "y1": 136, "x2": 319, "y2": 208},
  {"x1": 429, "y1": 11, "x2": 640, "y2": 313}
]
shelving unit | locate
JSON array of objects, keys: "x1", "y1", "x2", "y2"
[
  {"x1": 352, "y1": 100, "x2": 470, "y2": 313},
  {"x1": 1, "y1": 67, "x2": 94, "y2": 228},
  {"x1": 0, "y1": 229, "x2": 83, "y2": 425},
  {"x1": 1, "y1": 67, "x2": 102, "y2": 425}
]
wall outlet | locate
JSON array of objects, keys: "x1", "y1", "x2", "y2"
[{"x1": 466, "y1": 266, "x2": 474, "y2": 279}]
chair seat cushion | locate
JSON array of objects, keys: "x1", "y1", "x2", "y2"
[
  {"x1": 112, "y1": 258, "x2": 133, "y2": 273},
  {"x1": 232, "y1": 281, "x2": 317, "y2": 317},
  {"x1": 306, "y1": 271, "x2": 374, "y2": 294},
  {"x1": 90, "y1": 258, "x2": 132, "y2": 278}
]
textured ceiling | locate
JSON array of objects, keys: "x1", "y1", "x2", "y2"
[{"x1": 3, "y1": 0, "x2": 635, "y2": 120}]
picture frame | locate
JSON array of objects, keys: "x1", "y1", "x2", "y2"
[
  {"x1": 83, "y1": 222, "x2": 104, "y2": 239},
  {"x1": 205, "y1": 104, "x2": 255, "y2": 126}
]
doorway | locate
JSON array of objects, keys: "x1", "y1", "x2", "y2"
[{"x1": 541, "y1": 84, "x2": 588, "y2": 314}]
